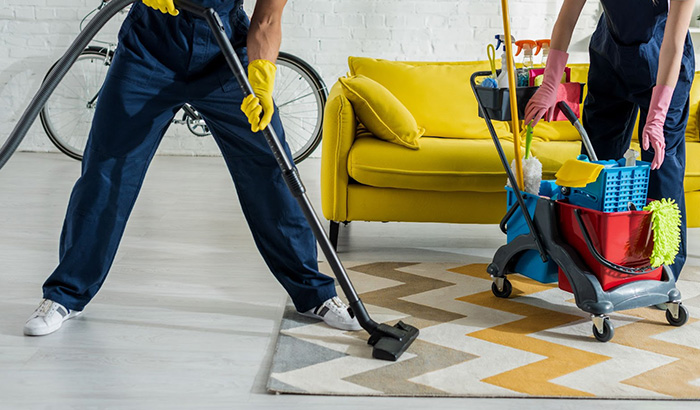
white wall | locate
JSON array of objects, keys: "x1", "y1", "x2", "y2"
[{"x1": 0, "y1": 0, "x2": 695, "y2": 156}]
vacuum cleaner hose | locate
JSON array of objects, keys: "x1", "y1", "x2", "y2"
[{"x1": 0, "y1": 0, "x2": 135, "y2": 171}]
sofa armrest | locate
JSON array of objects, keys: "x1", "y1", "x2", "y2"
[{"x1": 321, "y1": 81, "x2": 358, "y2": 222}]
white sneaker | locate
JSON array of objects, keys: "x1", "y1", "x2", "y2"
[
  {"x1": 300, "y1": 296, "x2": 362, "y2": 331},
  {"x1": 24, "y1": 299, "x2": 82, "y2": 336}
]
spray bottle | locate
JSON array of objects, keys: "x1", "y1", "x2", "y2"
[
  {"x1": 535, "y1": 39, "x2": 551, "y2": 67},
  {"x1": 515, "y1": 40, "x2": 536, "y2": 68},
  {"x1": 515, "y1": 40, "x2": 536, "y2": 87},
  {"x1": 495, "y1": 34, "x2": 516, "y2": 89}
]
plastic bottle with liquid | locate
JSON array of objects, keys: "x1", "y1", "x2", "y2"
[
  {"x1": 496, "y1": 53, "x2": 510, "y2": 88},
  {"x1": 515, "y1": 40, "x2": 536, "y2": 87},
  {"x1": 535, "y1": 39, "x2": 551, "y2": 67},
  {"x1": 494, "y1": 34, "x2": 515, "y2": 89}
]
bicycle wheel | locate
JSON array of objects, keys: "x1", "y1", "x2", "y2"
[
  {"x1": 274, "y1": 52, "x2": 327, "y2": 163},
  {"x1": 40, "y1": 46, "x2": 111, "y2": 161}
]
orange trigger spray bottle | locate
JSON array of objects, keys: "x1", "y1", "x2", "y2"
[
  {"x1": 535, "y1": 39, "x2": 551, "y2": 67},
  {"x1": 514, "y1": 39, "x2": 536, "y2": 87}
]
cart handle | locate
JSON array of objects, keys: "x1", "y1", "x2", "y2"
[
  {"x1": 573, "y1": 208, "x2": 658, "y2": 276},
  {"x1": 499, "y1": 200, "x2": 520, "y2": 234},
  {"x1": 470, "y1": 70, "x2": 548, "y2": 262}
]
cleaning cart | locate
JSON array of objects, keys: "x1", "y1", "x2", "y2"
[{"x1": 470, "y1": 71, "x2": 689, "y2": 342}]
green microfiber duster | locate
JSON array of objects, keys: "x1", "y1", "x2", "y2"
[{"x1": 643, "y1": 198, "x2": 682, "y2": 267}]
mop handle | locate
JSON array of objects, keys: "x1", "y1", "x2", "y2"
[
  {"x1": 500, "y1": 0, "x2": 524, "y2": 190},
  {"x1": 471, "y1": 72, "x2": 548, "y2": 262}
]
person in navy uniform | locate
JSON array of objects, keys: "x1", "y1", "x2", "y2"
[
  {"x1": 525, "y1": 0, "x2": 695, "y2": 282},
  {"x1": 24, "y1": 0, "x2": 361, "y2": 336}
]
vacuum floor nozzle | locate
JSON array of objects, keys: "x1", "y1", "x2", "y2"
[{"x1": 368, "y1": 321, "x2": 419, "y2": 361}]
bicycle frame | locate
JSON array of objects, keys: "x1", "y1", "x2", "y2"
[{"x1": 38, "y1": 2, "x2": 326, "y2": 161}]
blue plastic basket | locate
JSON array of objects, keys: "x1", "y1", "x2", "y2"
[
  {"x1": 566, "y1": 156, "x2": 650, "y2": 213},
  {"x1": 505, "y1": 181, "x2": 560, "y2": 283}
]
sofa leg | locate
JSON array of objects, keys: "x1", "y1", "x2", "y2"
[{"x1": 329, "y1": 221, "x2": 340, "y2": 250}]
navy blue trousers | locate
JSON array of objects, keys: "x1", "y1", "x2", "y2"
[
  {"x1": 583, "y1": 14, "x2": 694, "y2": 280},
  {"x1": 42, "y1": 2, "x2": 336, "y2": 312}
]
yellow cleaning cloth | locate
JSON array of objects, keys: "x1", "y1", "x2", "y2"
[{"x1": 555, "y1": 159, "x2": 604, "y2": 188}]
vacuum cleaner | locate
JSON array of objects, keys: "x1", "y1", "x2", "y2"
[{"x1": 0, "y1": 0, "x2": 418, "y2": 361}]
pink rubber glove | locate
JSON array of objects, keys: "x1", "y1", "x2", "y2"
[
  {"x1": 524, "y1": 48, "x2": 568, "y2": 126},
  {"x1": 642, "y1": 85, "x2": 672, "y2": 170}
]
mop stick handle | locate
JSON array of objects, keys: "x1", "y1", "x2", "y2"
[{"x1": 500, "y1": 0, "x2": 524, "y2": 190}]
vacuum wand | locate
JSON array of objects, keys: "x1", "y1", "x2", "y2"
[
  {"x1": 0, "y1": 0, "x2": 135, "y2": 170},
  {"x1": 557, "y1": 101, "x2": 598, "y2": 162},
  {"x1": 175, "y1": 0, "x2": 419, "y2": 361}
]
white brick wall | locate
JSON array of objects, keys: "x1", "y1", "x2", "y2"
[{"x1": 0, "y1": 0, "x2": 696, "y2": 155}]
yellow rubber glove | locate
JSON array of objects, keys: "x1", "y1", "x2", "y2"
[
  {"x1": 142, "y1": 0, "x2": 179, "y2": 16},
  {"x1": 241, "y1": 59, "x2": 276, "y2": 133}
]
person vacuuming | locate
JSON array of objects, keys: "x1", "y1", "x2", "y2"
[
  {"x1": 23, "y1": 0, "x2": 361, "y2": 336},
  {"x1": 524, "y1": 0, "x2": 694, "y2": 281}
]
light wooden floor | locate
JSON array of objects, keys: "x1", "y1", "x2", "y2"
[{"x1": 0, "y1": 152, "x2": 697, "y2": 410}]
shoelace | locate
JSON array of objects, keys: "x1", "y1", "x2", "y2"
[
  {"x1": 36, "y1": 299, "x2": 56, "y2": 317},
  {"x1": 322, "y1": 297, "x2": 354, "y2": 316}
]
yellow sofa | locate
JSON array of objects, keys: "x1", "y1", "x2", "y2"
[{"x1": 321, "y1": 57, "x2": 700, "y2": 248}]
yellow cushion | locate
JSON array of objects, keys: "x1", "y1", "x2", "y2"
[
  {"x1": 685, "y1": 141, "x2": 700, "y2": 192},
  {"x1": 347, "y1": 137, "x2": 518, "y2": 192},
  {"x1": 529, "y1": 140, "x2": 584, "y2": 179},
  {"x1": 686, "y1": 191, "x2": 700, "y2": 227},
  {"x1": 347, "y1": 57, "x2": 512, "y2": 139},
  {"x1": 687, "y1": 71, "x2": 700, "y2": 142},
  {"x1": 530, "y1": 121, "x2": 582, "y2": 142},
  {"x1": 346, "y1": 185, "x2": 506, "y2": 224},
  {"x1": 338, "y1": 75, "x2": 424, "y2": 150}
]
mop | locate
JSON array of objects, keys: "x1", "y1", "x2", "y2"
[{"x1": 644, "y1": 198, "x2": 682, "y2": 267}]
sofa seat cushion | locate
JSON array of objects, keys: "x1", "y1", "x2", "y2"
[
  {"x1": 687, "y1": 71, "x2": 700, "y2": 143},
  {"x1": 530, "y1": 121, "x2": 583, "y2": 142},
  {"x1": 685, "y1": 142, "x2": 700, "y2": 192},
  {"x1": 529, "y1": 140, "x2": 585, "y2": 179},
  {"x1": 348, "y1": 136, "x2": 521, "y2": 192},
  {"x1": 532, "y1": 140, "x2": 700, "y2": 192}
]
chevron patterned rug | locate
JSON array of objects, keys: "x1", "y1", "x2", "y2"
[{"x1": 267, "y1": 261, "x2": 700, "y2": 398}]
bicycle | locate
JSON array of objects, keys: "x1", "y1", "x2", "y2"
[{"x1": 39, "y1": 1, "x2": 327, "y2": 164}]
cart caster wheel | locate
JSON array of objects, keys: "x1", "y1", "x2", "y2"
[
  {"x1": 487, "y1": 263, "x2": 499, "y2": 276},
  {"x1": 491, "y1": 278, "x2": 512, "y2": 298},
  {"x1": 666, "y1": 304, "x2": 689, "y2": 327},
  {"x1": 592, "y1": 319, "x2": 614, "y2": 342}
]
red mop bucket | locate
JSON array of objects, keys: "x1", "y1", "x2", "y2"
[{"x1": 556, "y1": 201, "x2": 663, "y2": 292}]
